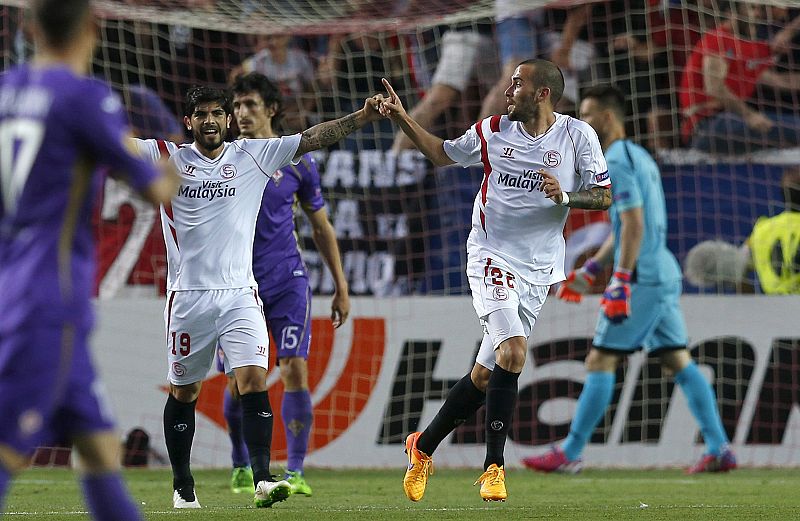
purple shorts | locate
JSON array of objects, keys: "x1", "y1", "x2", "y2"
[
  {"x1": 216, "y1": 277, "x2": 312, "y2": 372},
  {"x1": 0, "y1": 322, "x2": 115, "y2": 455},
  {"x1": 263, "y1": 276, "x2": 312, "y2": 362}
]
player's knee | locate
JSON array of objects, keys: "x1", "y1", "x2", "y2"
[
  {"x1": 234, "y1": 366, "x2": 268, "y2": 394},
  {"x1": 660, "y1": 348, "x2": 691, "y2": 374},
  {"x1": 279, "y1": 357, "x2": 308, "y2": 391},
  {"x1": 585, "y1": 348, "x2": 620, "y2": 372},
  {"x1": 72, "y1": 432, "x2": 121, "y2": 474},
  {"x1": 470, "y1": 363, "x2": 492, "y2": 391},
  {"x1": 495, "y1": 337, "x2": 526, "y2": 372},
  {"x1": 170, "y1": 382, "x2": 202, "y2": 403},
  {"x1": 0, "y1": 443, "x2": 30, "y2": 474}
]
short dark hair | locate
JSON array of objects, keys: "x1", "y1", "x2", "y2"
[
  {"x1": 183, "y1": 85, "x2": 232, "y2": 117},
  {"x1": 582, "y1": 84, "x2": 627, "y2": 121},
  {"x1": 231, "y1": 72, "x2": 283, "y2": 129},
  {"x1": 31, "y1": 0, "x2": 91, "y2": 47},
  {"x1": 518, "y1": 59, "x2": 565, "y2": 105}
]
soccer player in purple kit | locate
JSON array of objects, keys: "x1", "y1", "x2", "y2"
[
  {"x1": 217, "y1": 72, "x2": 350, "y2": 496},
  {"x1": 0, "y1": 1, "x2": 176, "y2": 520}
]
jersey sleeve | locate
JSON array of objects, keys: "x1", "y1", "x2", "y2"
[
  {"x1": 443, "y1": 124, "x2": 482, "y2": 167},
  {"x1": 295, "y1": 154, "x2": 325, "y2": 213},
  {"x1": 572, "y1": 121, "x2": 610, "y2": 189},
  {"x1": 130, "y1": 138, "x2": 160, "y2": 162},
  {"x1": 242, "y1": 134, "x2": 302, "y2": 174},
  {"x1": 71, "y1": 82, "x2": 160, "y2": 193},
  {"x1": 607, "y1": 155, "x2": 642, "y2": 213}
]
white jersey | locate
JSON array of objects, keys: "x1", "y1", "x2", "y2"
[
  {"x1": 444, "y1": 113, "x2": 609, "y2": 285},
  {"x1": 135, "y1": 135, "x2": 301, "y2": 291}
]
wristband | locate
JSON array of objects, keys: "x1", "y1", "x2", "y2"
[
  {"x1": 612, "y1": 268, "x2": 632, "y2": 283},
  {"x1": 584, "y1": 258, "x2": 602, "y2": 277},
  {"x1": 559, "y1": 191, "x2": 570, "y2": 206}
]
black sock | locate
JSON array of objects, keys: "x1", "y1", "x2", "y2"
[
  {"x1": 484, "y1": 365, "x2": 520, "y2": 470},
  {"x1": 163, "y1": 394, "x2": 197, "y2": 493},
  {"x1": 240, "y1": 391, "x2": 274, "y2": 484},
  {"x1": 418, "y1": 373, "x2": 485, "y2": 456}
]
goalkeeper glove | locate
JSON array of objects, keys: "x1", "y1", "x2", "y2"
[
  {"x1": 601, "y1": 269, "x2": 632, "y2": 323},
  {"x1": 557, "y1": 259, "x2": 602, "y2": 303}
]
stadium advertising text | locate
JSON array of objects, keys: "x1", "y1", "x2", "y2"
[{"x1": 91, "y1": 295, "x2": 800, "y2": 468}]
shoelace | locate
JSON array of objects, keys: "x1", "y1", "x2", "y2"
[
  {"x1": 473, "y1": 467, "x2": 503, "y2": 486},
  {"x1": 414, "y1": 453, "x2": 433, "y2": 481}
]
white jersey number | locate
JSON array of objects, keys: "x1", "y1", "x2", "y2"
[{"x1": 0, "y1": 118, "x2": 44, "y2": 215}]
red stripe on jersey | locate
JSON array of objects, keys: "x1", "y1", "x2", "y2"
[
  {"x1": 163, "y1": 203, "x2": 179, "y2": 250},
  {"x1": 156, "y1": 140, "x2": 170, "y2": 159},
  {"x1": 475, "y1": 119, "x2": 492, "y2": 236},
  {"x1": 489, "y1": 115, "x2": 501, "y2": 133},
  {"x1": 168, "y1": 223, "x2": 178, "y2": 250},
  {"x1": 163, "y1": 202, "x2": 174, "y2": 221},
  {"x1": 156, "y1": 141, "x2": 179, "y2": 250}
]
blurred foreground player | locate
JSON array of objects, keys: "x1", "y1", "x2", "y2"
[
  {"x1": 523, "y1": 85, "x2": 735, "y2": 475},
  {"x1": 0, "y1": 1, "x2": 176, "y2": 519}
]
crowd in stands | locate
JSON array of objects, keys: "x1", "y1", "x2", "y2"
[
  {"x1": 1, "y1": 1, "x2": 797, "y2": 296},
  {"x1": 5, "y1": 1, "x2": 797, "y2": 156}
]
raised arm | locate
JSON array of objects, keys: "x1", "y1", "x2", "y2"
[
  {"x1": 296, "y1": 95, "x2": 384, "y2": 157},
  {"x1": 379, "y1": 78, "x2": 455, "y2": 167}
]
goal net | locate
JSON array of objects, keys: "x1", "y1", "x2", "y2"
[{"x1": 2, "y1": 0, "x2": 798, "y2": 469}]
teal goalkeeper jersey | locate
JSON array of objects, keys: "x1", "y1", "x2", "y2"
[{"x1": 606, "y1": 139, "x2": 681, "y2": 285}]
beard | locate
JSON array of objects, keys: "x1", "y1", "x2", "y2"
[
  {"x1": 508, "y1": 100, "x2": 539, "y2": 122},
  {"x1": 194, "y1": 125, "x2": 227, "y2": 151}
]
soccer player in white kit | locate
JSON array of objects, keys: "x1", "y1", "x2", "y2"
[
  {"x1": 379, "y1": 59, "x2": 611, "y2": 502},
  {"x1": 134, "y1": 85, "x2": 384, "y2": 509}
]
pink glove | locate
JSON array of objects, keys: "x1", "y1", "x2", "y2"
[
  {"x1": 601, "y1": 269, "x2": 632, "y2": 323},
  {"x1": 556, "y1": 259, "x2": 602, "y2": 303}
]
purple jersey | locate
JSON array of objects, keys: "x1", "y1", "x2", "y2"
[
  {"x1": 0, "y1": 65, "x2": 159, "y2": 331},
  {"x1": 252, "y1": 153, "x2": 324, "y2": 291}
]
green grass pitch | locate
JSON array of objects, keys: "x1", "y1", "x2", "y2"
[{"x1": 5, "y1": 467, "x2": 800, "y2": 520}]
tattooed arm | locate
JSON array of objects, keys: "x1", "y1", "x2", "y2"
[
  {"x1": 540, "y1": 170, "x2": 612, "y2": 210},
  {"x1": 564, "y1": 186, "x2": 612, "y2": 210},
  {"x1": 296, "y1": 96, "x2": 383, "y2": 156}
]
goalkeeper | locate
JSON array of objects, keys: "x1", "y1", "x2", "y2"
[{"x1": 523, "y1": 85, "x2": 735, "y2": 474}]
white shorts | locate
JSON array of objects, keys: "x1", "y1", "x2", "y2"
[
  {"x1": 431, "y1": 30, "x2": 497, "y2": 92},
  {"x1": 164, "y1": 287, "x2": 269, "y2": 385},
  {"x1": 467, "y1": 253, "x2": 549, "y2": 370}
]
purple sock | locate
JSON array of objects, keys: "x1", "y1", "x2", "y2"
[
  {"x1": 282, "y1": 390, "x2": 312, "y2": 473},
  {"x1": 81, "y1": 473, "x2": 143, "y2": 521},
  {"x1": 224, "y1": 391, "x2": 250, "y2": 468},
  {"x1": 0, "y1": 464, "x2": 10, "y2": 511}
]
